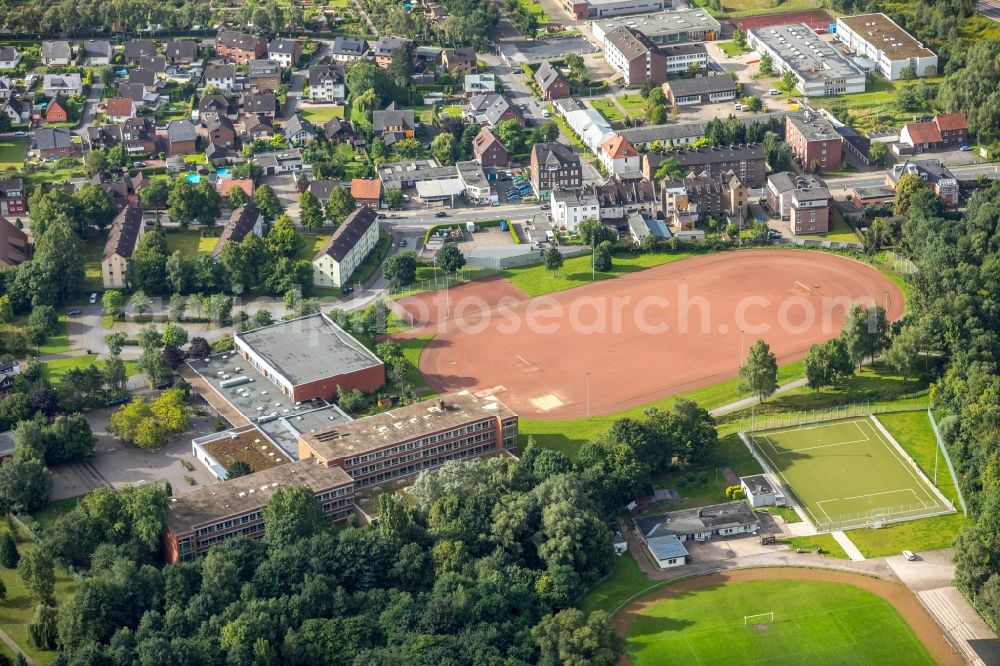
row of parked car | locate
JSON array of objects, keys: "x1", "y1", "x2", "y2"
[{"x1": 505, "y1": 175, "x2": 533, "y2": 204}]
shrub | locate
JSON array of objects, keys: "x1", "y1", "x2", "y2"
[
  {"x1": 676, "y1": 478, "x2": 687, "y2": 488},
  {"x1": 697, "y1": 471, "x2": 708, "y2": 484}
]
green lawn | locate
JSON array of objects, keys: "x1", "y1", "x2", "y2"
[
  {"x1": 780, "y1": 533, "x2": 850, "y2": 559},
  {"x1": 846, "y1": 512, "x2": 966, "y2": 559},
  {"x1": 0, "y1": 522, "x2": 79, "y2": 665},
  {"x1": 37, "y1": 316, "x2": 70, "y2": 355},
  {"x1": 164, "y1": 229, "x2": 215, "y2": 255},
  {"x1": 590, "y1": 97, "x2": 625, "y2": 123},
  {"x1": 800, "y1": 207, "x2": 859, "y2": 244},
  {"x1": 40, "y1": 354, "x2": 140, "y2": 384},
  {"x1": 0, "y1": 137, "x2": 27, "y2": 169},
  {"x1": 748, "y1": 416, "x2": 946, "y2": 530},
  {"x1": 689, "y1": 0, "x2": 822, "y2": 18},
  {"x1": 297, "y1": 232, "x2": 333, "y2": 261},
  {"x1": 718, "y1": 40, "x2": 751, "y2": 57},
  {"x1": 31, "y1": 497, "x2": 82, "y2": 531},
  {"x1": 343, "y1": 231, "x2": 392, "y2": 288},
  {"x1": 879, "y1": 411, "x2": 960, "y2": 507},
  {"x1": 501, "y1": 250, "x2": 695, "y2": 298},
  {"x1": 626, "y1": 579, "x2": 935, "y2": 666},
  {"x1": 616, "y1": 93, "x2": 648, "y2": 117},
  {"x1": 300, "y1": 105, "x2": 345, "y2": 124},
  {"x1": 512, "y1": 0, "x2": 552, "y2": 23},
  {"x1": 813, "y1": 77, "x2": 946, "y2": 134},
  {"x1": 581, "y1": 553, "x2": 651, "y2": 615},
  {"x1": 397, "y1": 334, "x2": 434, "y2": 391},
  {"x1": 83, "y1": 231, "x2": 108, "y2": 292}
]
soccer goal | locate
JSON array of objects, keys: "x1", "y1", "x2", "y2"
[
  {"x1": 744, "y1": 612, "x2": 774, "y2": 626},
  {"x1": 794, "y1": 280, "x2": 812, "y2": 295}
]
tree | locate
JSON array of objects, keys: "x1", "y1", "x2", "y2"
[
  {"x1": 74, "y1": 184, "x2": 117, "y2": 232},
  {"x1": 759, "y1": 51, "x2": 774, "y2": 75},
  {"x1": 325, "y1": 188, "x2": 355, "y2": 226},
  {"x1": 194, "y1": 179, "x2": 221, "y2": 226},
  {"x1": 544, "y1": 247, "x2": 564, "y2": 274},
  {"x1": 538, "y1": 119, "x2": 560, "y2": 143},
  {"x1": 743, "y1": 96, "x2": 762, "y2": 112},
  {"x1": 495, "y1": 119, "x2": 528, "y2": 153},
  {"x1": 17, "y1": 549, "x2": 54, "y2": 605},
  {"x1": 139, "y1": 178, "x2": 170, "y2": 209},
  {"x1": 0, "y1": 532, "x2": 19, "y2": 568},
  {"x1": 431, "y1": 132, "x2": 457, "y2": 166},
  {"x1": 384, "y1": 189, "x2": 404, "y2": 209},
  {"x1": 840, "y1": 304, "x2": 889, "y2": 370},
  {"x1": 0, "y1": 295, "x2": 11, "y2": 324},
  {"x1": 0, "y1": 451, "x2": 52, "y2": 514},
  {"x1": 127, "y1": 228, "x2": 169, "y2": 293},
  {"x1": 733, "y1": 28, "x2": 747, "y2": 49},
  {"x1": 654, "y1": 157, "x2": 686, "y2": 182},
  {"x1": 893, "y1": 173, "x2": 927, "y2": 217},
  {"x1": 592, "y1": 241, "x2": 613, "y2": 272},
  {"x1": 27, "y1": 604, "x2": 57, "y2": 649},
  {"x1": 531, "y1": 609, "x2": 619, "y2": 666},
  {"x1": 129, "y1": 290, "x2": 152, "y2": 317},
  {"x1": 161, "y1": 322, "x2": 188, "y2": 348},
  {"x1": 263, "y1": 486, "x2": 326, "y2": 549},
  {"x1": 391, "y1": 138, "x2": 423, "y2": 159},
  {"x1": 227, "y1": 186, "x2": 251, "y2": 210},
  {"x1": 781, "y1": 69, "x2": 797, "y2": 91},
  {"x1": 383, "y1": 251, "x2": 418, "y2": 286},
  {"x1": 102, "y1": 290, "x2": 125, "y2": 318},
  {"x1": 299, "y1": 190, "x2": 324, "y2": 229},
  {"x1": 266, "y1": 214, "x2": 303, "y2": 257},
  {"x1": 168, "y1": 180, "x2": 200, "y2": 226},
  {"x1": 577, "y1": 219, "x2": 617, "y2": 246},
  {"x1": 803, "y1": 338, "x2": 853, "y2": 392},
  {"x1": 435, "y1": 244, "x2": 466, "y2": 273},
  {"x1": 252, "y1": 184, "x2": 283, "y2": 222},
  {"x1": 33, "y1": 214, "x2": 84, "y2": 303},
  {"x1": 885, "y1": 321, "x2": 930, "y2": 379},
  {"x1": 868, "y1": 141, "x2": 888, "y2": 168},
  {"x1": 188, "y1": 337, "x2": 211, "y2": 359},
  {"x1": 737, "y1": 339, "x2": 778, "y2": 402}
]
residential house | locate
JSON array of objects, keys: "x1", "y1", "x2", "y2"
[
  {"x1": 0, "y1": 46, "x2": 20, "y2": 70},
  {"x1": 80, "y1": 40, "x2": 113, "y2": 65},
  {"x1": 329, "y1": 37, "x2": 368, "y2": 63},
  {"x1": 886, "y1": 159, "x2": 960, "y2": 206},
  {"x1": 3, "y1": 99, "x2": 27, "y2": 125},
  {"x1": 531, "y1": 142, "x2": 583, "y2": 197},
  {"x1": 0, "y1": 77, "x2": 12, "y2": 100},
  {"x1": 217, "y1": 179, "x2": 254, "y2": 201},
  {"x1": 120, "y1": 117, "x2": 157, "y2": 154},
  {"x1": 166, "y1": 120, "x2": 197, "y2": 156},
  {"x1": 205, "y1": 142, "x2": 240, "y2": 165},
  {"x1": 198, "y1": 95, "x2": 234, "y2": 125},
  {"x1": 312, "y1": 206, "x2": 380, "y2": 288},
  {"x1": 207, "y1": 117, "x2": 238, "y2": 149},
  {"x1": 442, "y1": 47, "x2": 477, "y2": 75},
  {"x1": 471, "y1": 127, "x2": 509, "y2": 167},
  {"x1": 138, "y1": 55, "x2": 167, "y2": 77},
  {"x1": 415, "y1": 46, "x2": 442, "y2": 66},
  {"x1": 35, "y1": 127, "x2": 77, "y2": 159},
  {"x1": 308, "y1": 64, "x2": 346, "y2": 103},
  {"x1": 256, "y1": 148, "x2": 307, "y2": 175},
  {"x1": 663, "y1": 75, "x2": 737, "y2": 106},
  {"x1": 661, "y1": 170, "x2": 747, "y2": 225},
  {"x1": 372, "y1": 102, "x2": 415, "y2": 145},
  {"x1": 0, "y1": 179, "x2": 26, "y2": 218},
  {"x1": 643, "y1": 144, "x2": 767, "y2": 187},
  {"x1": 850, "y1": 185, "x2": 896, "y2": 210},
  {"x1": 267, "y1": 38, "x2": 301, "y2": 68},
  {"x1": 164, "y1": 41, "x2": 199, "y2": 66},
  {"x1": 284, "y1": 115, "x2": 316, "y2": 146},
  {"x1": 105, "y1": 97, "x2": 137, "y2": 123},
  {"x1": 102, "y1": 206, "x2": 144, "y2": 289},
  {"x1": 600, "y1": 134, "x2": 641, "y2": 176},
  {"x1": 661, "y1": 42, "x2": 709, "y2": 74},
  {"x1": 248, "y1": 60, "x2": 281, "y2": 93},
  {"x1": 463, "y1": 73, "x2": 496, "y2": 95},
  {"x1": 468, "y1": 94, "x2": 524, "y2": 128},
  {"x1": 215, "y1": 31, "x2": 267, "y2": 64},
  {"x1": 0, "y1": 217, "x2": 28, "y2": 267},
  {"x1": 117, "y1": 82, "x2": 155, "y2": 107},
  {"x1": 351, "y1": 178, "x2": 382, "y2": 208},
  {"x1": 0, "y1": 359, "x2": 20, "y2": 395},
  {"x1": 129, "y1": 68, "x2": 162, "y2": 93},
  {"x1": 550, "y1": 188, "x2": 600, "y2": 231},
  {"x1": 604, "y1": 26, "x2": 666, "y2": 86},
  {"x1": 785, "y1": 111, "x2": 843, "y2": 172},
  {"x1": 308, "y1": 180, "x2": 341, "y2": 204},
  {"x1": 900, "y1": 112, "x2": 969, "y2": 151},
  {"x1": 766, "y1": 172, "x2": 831, "y2": 235},
  {"x1": 42, "y1": 74, "x2": 82, "y2": 98},
  {"x1": 323, "y1": 117, "x2": 357, "y2": 146},
  {"x1": 534, "y1": 61, "x2": 571, "y2": 101},
  {"x1": 44, "y1": 95, "x2": 70, "y2": 123},
  {"x1": 373, "y1": 36, "x2": 412, "y2": 69},
  {"x1": 124, "y1": 40, "x2": 156, "y2": 64},
  {"x1": 242, "y1": 93, "x2": 276, "y2": 119},
  {"x1": 41, "y1": 41, "x2": 72, "y2": 66},
  {"x1": 592, "y1": 176, "x2": 657, "y2": 230},
  {"x1": 205, "y1": 64, "x2": 237, "y2": 92},
  {"x1": 212, "y1": 204, "x2": 264, "y2": 256},
  {"x1": 243, "y1": 115, "x2": 274, "y2": 141}
]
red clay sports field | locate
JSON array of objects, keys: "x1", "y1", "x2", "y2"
[{"x1": 398, "y1": 250, "x2": 904, "y2": 420}]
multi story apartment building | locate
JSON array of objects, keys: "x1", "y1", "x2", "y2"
[
  {"x1": 312, "y1": 205, "x2": 381, "y2": 288},
  {"x1": 530, "y1": 142, "x2": 583, "y2": 197},
  {"x1": 604, "y1": 26, "x2": 666, "y2": 86},
  {"x1": 785, "y1": 111, "x2": 844, "y2": 172},
  {"x1": 644, "y1": 144, "x2": 767, "y2": 187},
  {"x1": 766, "y1": 172, "x2": 831, "y2": 235},
  {"x1": 215, "y1": 31, "x2": 267, "y2": 64},
  {"x1": 102, "y1": 206, "x2": 144, "y2": 289}
]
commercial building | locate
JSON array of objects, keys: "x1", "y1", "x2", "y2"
[
  {"x1": 298, "y1": 392, "x2": 520, "y2": 488},
  {"x1": 531, "y1": 142, "x2": 583, "y2": 198},
  {"x1": 635, "y1": 501, "x2": 760, "y2": 543},
  {"x1": 886, "y1": 159, "x2": 959, "y2": 207},
  {"x1": 562, "y1": 0, "x2": 664, "y2": 21},
  {"x1": 312, "y1": 206, "x2": 381, "y2": 289},
  {"x1": 766, "y1": 172, "x2": 831, "y2": 235},
  {"x1": 835, "y1": 13, "x2": 937, "y2": 80},
  {"x1": 590, "y1": 8, "x2": 720, "y2": 46},
  {"x1": 633, "y1": 517, "x2": 689, "y2": 568},
  {"x1": 233, "y1": 313, "x2": 385, "y2": 402},
  {"x1": 102, "y1": 206, "x2": 144, "y2": 289},
  {"x1": 747, "y1": 24, "x2": 865, "y2": 97},
  {"x1": 163, "y1": 459, "x2": 355, "y2": 562},
  {"x1": 663, "y1": 74, "x2": 736, "y2": 106},
  {"x1": 456, "y1": 160, "x2": 491, "y2": 205},
  {"x1": 644, "y1": 144, "x2": 767, "y2": 187},
  {"x1": 785, "y1": 111, "x2": 843, "y2": 172},
  {"x1": 604, "y1": 26, "x2": 666, "y2": 86},
  {"x1": 377, "y1": 159, "x2": 458, "y2": 191}
]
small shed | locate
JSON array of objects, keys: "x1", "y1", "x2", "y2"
[{"x1": 741, "y1": 474, "x2": 778, "y2": 508}]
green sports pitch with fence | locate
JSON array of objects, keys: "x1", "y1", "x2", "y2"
[{"x1": 747, "y1": 416, "x2": 953, "y2": 531}]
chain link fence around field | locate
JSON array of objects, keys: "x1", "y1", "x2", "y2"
[
  {"x1": 738, "y1": 400, "x2": 928, "y2": 432},
  {"x1": 809, "y1": 502, "x2": 955, "y2": 533},
  {"x1": 385, "y1": 268, "x2": 502, "y2": 301}
]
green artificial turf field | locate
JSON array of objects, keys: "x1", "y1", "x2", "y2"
[
  {"x1": 626, "y1": 579, "x2": 935, "y2": 666},
  {"x1": 748, "y1": 416, "x2": 951, "y2": 530}
]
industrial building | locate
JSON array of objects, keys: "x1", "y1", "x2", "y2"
[
  {"x1": 835, "y1": 13, "x2": 938, "y2": 80},
  {"x1": 747, "y1": 24, "x2": 865, "y2": 97},
  {"x1": 590, "y1": 9, "x2": 720, "y2": 46}
]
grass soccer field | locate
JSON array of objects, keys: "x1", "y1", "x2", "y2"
[
  {"x1": 749, "y1": 416, "x2": 950, "y2": 530},
  {"x1": 625, "y1": 578, "x2": 936, "y2": 666}
]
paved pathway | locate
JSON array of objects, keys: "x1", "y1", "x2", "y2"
[
  {"x1": 831, "y1": 530, "x2": 865, "y2": 561},
  {"x1": 708, "y1": 378, "x2": 809, "y2": 418},
  {"x1": 0, "y1": 627, "x2": 34, "y2": 665}
]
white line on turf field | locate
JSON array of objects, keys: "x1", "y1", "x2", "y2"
[
  {"x1": 758, "y1": 420, "x2": 865, "y2": 436},
  {"x1": 864, "y1": 417, "x2": 942, "y2": 509},
  {"x1": 749, "y1": 434, "x2": 825, "y2": 528}
]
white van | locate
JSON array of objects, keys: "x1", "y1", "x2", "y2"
[{"x1": 89, "y1": 292, "x2": 97, "y2": 304}]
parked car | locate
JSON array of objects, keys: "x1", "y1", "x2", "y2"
[
  {"x1": 89, "y1": 292, "x2": 98, "y2": 304},
  {"x1": 434, "y1": 211, "x2": 447, "y2": 218},
  {"x1": 13, "y1": 131, "x2": 26, "y2": 137},
  {"x1": 67, "y1": 309, "x2": 81, "y2": 316},
  {"x1": 132, "y1": 161, "x2": 146, "y2": 168},
  {"x1": 399, "y1": 239, "x2": 407, "y2": 247},
  {"x1": 768, "y1": 89, "x2": 781, "y2": 96},
  {"x1": 958, "y1": 143, "x2": 971, "y2": 151},
  {"x1": 902, "y1": 550, "x2": 917, "y2": 561},
  {"x1": 768, "y1": 229, "x2": 782, "y2": 239},
  {"x1": 341, "y1": 286, "x2": 353, "y2": 296}
]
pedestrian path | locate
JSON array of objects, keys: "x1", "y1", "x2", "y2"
[{"x1": 831, "y1": 530, "x2": 866, "y2": 561}]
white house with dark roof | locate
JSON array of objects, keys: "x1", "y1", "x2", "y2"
[
  {"x1": 0, "y1": 46, "x2": 20, "y2": 70},
  {"x1": 330, "y1": 37, "x2": 368, "y2": 62},
  {"x1": 267, "y1": 38, "x2": 301, "y2": 67},
  {"x1": 42, "y1": 74, "x2": 82, "y2": 97},
  {"x1": 41, "y1": 41, "x2": 71, "y2": 66},
  {"x1": 205, "y1": 64, "x2": 237, "y2": 92},
  {"x1": 312, "y1": 206, "x2": 380, "y2": 288},
  {"x1": 308, "y1": 64, "x2": 346, "y2": 102},
  {"x1": 81, "y1": 40, "x2": 113, "y2": 65}
]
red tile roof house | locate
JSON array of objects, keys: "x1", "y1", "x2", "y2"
[
  {"x1": 900, "y1": 120, "x2": 943, "y2": 152},
  {"x1": 351, "y1": 178, "x2": 382, "y2": 208},
  {"x1": 934, "y1": 112, "x2": 968, "y2": 146},
  {"x1": 533, "y1": 61, "x2": 571, "y2": 101},
  {"x1": 44, "y1": 95, "x2": 70, "y2": 124},
  {"x1": 215, "y1": 31, "x2": 267, "y2": 65},
  {"x1": 472, "y1": 127, "x2": 510, "y2": 168},
  {"x1": 105, "y1": 97, "x2": 137, "y2": 123}
]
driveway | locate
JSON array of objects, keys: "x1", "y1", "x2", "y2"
[{"x1": 261, "y1": 173, "x2": 301, "y2": 218}]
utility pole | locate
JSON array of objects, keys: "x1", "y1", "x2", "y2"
[{"x1": 586, "y1": 372, "x2": 591, "y2": 418}]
